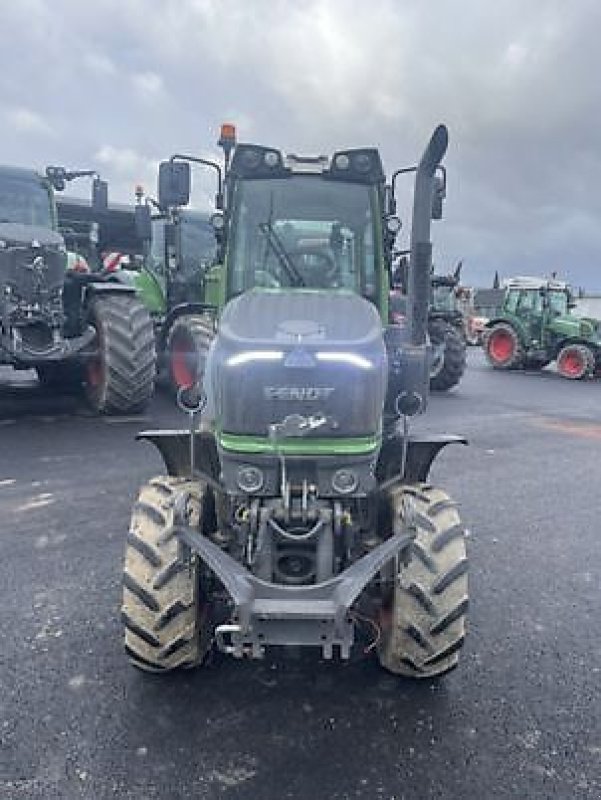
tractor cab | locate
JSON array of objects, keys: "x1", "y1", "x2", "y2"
[
  {"x1": 147, "y1": 210, "x2": 217, "y2": 306},
  {"x1": 191, "y1": 141, "x2": 392, "y2": 322},
  {"x1": 502, "y1": 277, "x2": 581, "y2": 345},
  {"x1": 0, "y1": 166, "x2": 56, "y2": 232},
  {"x1": 224, "y1": 157, "x2": 383, "y2": 306}
]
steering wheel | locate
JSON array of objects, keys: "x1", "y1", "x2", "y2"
[{"x1": 287, "y1": 248, "x2": 339, "y2": 287}]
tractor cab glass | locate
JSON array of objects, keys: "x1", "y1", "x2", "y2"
[
  {"x1": 547, "y1": 289, "x2": 569, "y2": 316},
  {"x1": 0, "y1": 175, "x2": 53, "y2": 229},
  {"x1": 516, "y1": 290, "x2": 543, "y2": 315},
  {"x1": 431, "y1": 285, "x2": 456, "y2": 312},
  {"x1": 178, "y1": 213, "x2": 216, "y2": 275},
  {"x1": 227, "y1": 176, "x2": 378, "y2": 299},
  {"x1": 149, "y1": 213, "x2": 216, "y2": 277}
]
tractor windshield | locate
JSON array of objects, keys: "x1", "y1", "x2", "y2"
[
  {"x1": 0, "y1": 175, "x2": 53, "y2": 228},
  {"x1": 179, "y1": 213, "x2": 216, "y2": 275},
  {"x1": 149, "y1": 214, "x2": 216, "y2": 277},
  {"x1": 431, "y1": 285, "x2": 456, "y2": 312},
  {"x1": 228, "y1": 176, "x2": 378, "y2": 298}
]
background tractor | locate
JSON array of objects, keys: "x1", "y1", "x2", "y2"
[
  {"x1": 116, "y1": 198, "x2": 217, "y2": 393},
  {"x1": 390, "y1": 259, "x2": 466, "y2": 390},
  {"x1": 121, "y1": 124, "x2": 470, "y2": 680},
  {"x1": 483, "y1": 276, "x2": 601, "y2": 379},
  {"x1": 0, "y1": 164, "x2": 155, "y2": 412}
]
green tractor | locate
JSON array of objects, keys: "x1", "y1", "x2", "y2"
[
  {"x1": 117, "y1": 199, "x2": 217, "y2": 392},
  {"x1": 0, "y1": 164, "x2": 155, "y2": 412},
  {"x1": 121, "y1": 124, "x2": 470, "y2": 679},
  {"x1": 483, "y1": 276, "x2": 601, "y2": 379}
]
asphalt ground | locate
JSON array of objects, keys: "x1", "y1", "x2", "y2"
[{"x1": 1, "y1": 351, "x2": 600, "y2": 799}]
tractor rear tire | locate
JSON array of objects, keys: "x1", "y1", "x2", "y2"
[
  {"x1": 484, "y1": 322, "x2": 523, "y2": 369},
  {"x1": 84, "y1": 294, "x2": 156, "y2": 414},
  {"x1": 166, "y1": 314, "x2": 214, "y2": 393},
  {"x1": 377, "y1": 484, "x2": 468, "y2": 679},
  {"x1": 122, "y1": 476, "x2": 212, "y2": 672},
  {"x1": 556, "y1": 344, "x2": 595, "y2": 380},
  {"x1": 429, "y1": 320, "x2": 466, "y2": 391}
]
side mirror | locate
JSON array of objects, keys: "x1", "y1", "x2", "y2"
[
  {"x1": 158, "y1": 161, "x2": 190, "y2": 208},
  {"x1": 135, "y1": 204, "x2": 152, "y2": 242},
  {"x1": 92, "y1": 178, "x2": 108, "y2": 212},
  {"x1": 431, "y1": 175, "x2": 445, "y2": 220}
]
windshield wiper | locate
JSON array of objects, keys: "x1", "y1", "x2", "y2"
[{"x1": 258, "y1": 222, "x2": 305, "y2": 287}]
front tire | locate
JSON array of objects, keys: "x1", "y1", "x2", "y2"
[
  {"x1": 85, "y1": 294, "x2": 156, "y2": 414},
  {"x1": 556, "y1": 343, "x2": 595, "y2": 380},
  {"x1": 429, "y1": 320, "x2": 467, "y2": 391},
  {"x1": 122, "y1": 476, "x2": 212, "y2": 672},
  {"x1": 377, "y1": 485, "x2": 469, "y2": 678}
]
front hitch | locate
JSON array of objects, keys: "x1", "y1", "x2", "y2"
[{"x1": 174, "y1": 518, "x2": 413, "y2": 659}]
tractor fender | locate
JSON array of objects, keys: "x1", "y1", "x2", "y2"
[
  {"x1": 376, "y1": 433, "x2": 468, "y2": 489},
  {"x1": 136, "y1": 429, "x2": 221, "y2": 491},
  {"x1": 84, "y1": 280, "x2": 136, "y2": 298},
  {"x1": 484, "y1": 316, "x2": 520, "y2": 332},
  {"x1": 551, "y1": 337, "x2": 600, "y2": 359},
  {"x1": 158, "y1": 303, "x2": 217, "y2": 351}
]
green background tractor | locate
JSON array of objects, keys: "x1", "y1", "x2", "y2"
[
  {"x1": 116, "y1": 203, "x2": 217, "y2": 392},
  {"x1": 484, "y1": 276, "x2": 601, "y2": 379},
  {"x1": 121, "y1": 124, "x2": 470, "y2": 681},
  {"x1": 0, "y1": 164, "x2": 155, "y2": 413}
]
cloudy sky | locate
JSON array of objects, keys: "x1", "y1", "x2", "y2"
[{"x1": 2, "y1": 0, "x2": 601, "y2": 290}]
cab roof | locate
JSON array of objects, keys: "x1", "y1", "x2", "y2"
[
  {"x1": 0, "y1": 164, "x2": 44, "y2": 183},
  {"x1": 503, "y1": 276, "x2": 569, "y2": 291}
]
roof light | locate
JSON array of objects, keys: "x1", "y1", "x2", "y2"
[
  {"x1": 353, "y1": 153, "x2": 372, "y2": 173},
  {"x1": 241, "y1": 149, "x2": 262, "y2": 169},
  {"x1": 219, "y1": 122, "x2": 237, "y2": 145},
  {"x1": 264, "y1": 150, "x2": 280, "y2": 167}
]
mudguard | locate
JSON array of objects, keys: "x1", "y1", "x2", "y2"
[
  {"x1": 376, "y1": 433, "x2": 467, "y2": 487},
  {"x1": 136, "y1": 429, "x2": 221, "y2": 489}
]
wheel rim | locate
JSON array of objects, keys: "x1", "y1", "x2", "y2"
[
  {"x1": 170, "y1": 337, "x2": 197, "y2": 389},
  {"x1": 558, "y1": 349, "x2": 584, "y2": 378},
  {"x1": 488, "y1": 330, "x2": 514, "y2": 363}
]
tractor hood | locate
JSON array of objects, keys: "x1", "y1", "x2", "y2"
[
  {"x1": 208, "y1": 289, "x2": 388, "y2": 439},
  {"x1": 0, "y1": 222, "x2": 64, "y2": 249},
  {"x1": 549, "y1": 314, "x2": 600, "y2": 340}
]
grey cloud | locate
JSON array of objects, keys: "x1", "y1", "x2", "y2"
[{"x1": 0, "y1": 0, "x2": 600, "y2": 289}]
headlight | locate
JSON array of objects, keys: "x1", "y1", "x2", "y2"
[
  {"x1": 353, "y1": 153, "x2": 372, "y2": 173},
  {"x1": 332, "y1": 469, "x2": 358, "y2": 495},
  {"x1": 237, "y1": 465, "x2": 264, "y2": 493},
  {"x1": 264, "y1": 150, "x2": 280, "y2": 167},
  {"x1": 334, "y1": 153, "x2": 350, "y2": 170}
]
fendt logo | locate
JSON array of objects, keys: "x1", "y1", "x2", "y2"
[{"x1": 264, "y1": 386, "x2": 335, "y2": 402}]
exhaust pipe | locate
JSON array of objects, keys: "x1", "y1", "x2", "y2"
[{"x1": 408, "y1": 125, "x2": 449, "y2": 347}]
